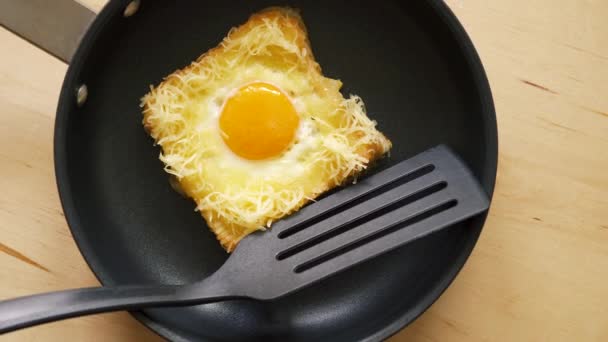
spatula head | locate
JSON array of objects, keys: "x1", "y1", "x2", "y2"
[{"x1": 210, "y1": 145, "x2": 489, "y2": 300}]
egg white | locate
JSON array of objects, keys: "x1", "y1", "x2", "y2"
[{"x1": 193, "y1": 72, "x2": 322, "y2": 180}]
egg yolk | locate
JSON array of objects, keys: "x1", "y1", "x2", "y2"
[{"x1": 219, "y1": 82, "x2": 300, "y2": 160}]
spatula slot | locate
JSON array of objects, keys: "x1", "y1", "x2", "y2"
[
  {"x1": 276, "y1": 181, "x2": 447, "y2": 260},
  {"x1": 278, "y1": 164, "x2": 436, "y2": 239},
  {"x1": 293, "y1": 199, "x2": 458, "y2": 273}
]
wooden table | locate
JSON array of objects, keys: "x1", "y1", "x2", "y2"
[{"x1": 1, "y1": 0, "x2": 607, "y2": 341}]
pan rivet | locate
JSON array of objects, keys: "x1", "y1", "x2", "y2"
[
  {"x1": 76, "y1": 84, "x2": 88, "y2": 107},
  {"x1": 123, "y1": 0, "x2": 140, "y2": 17}
]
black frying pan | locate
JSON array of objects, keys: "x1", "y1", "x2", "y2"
[{"x1": 15, "y1": 0, "x2": 497, "y2": 340}]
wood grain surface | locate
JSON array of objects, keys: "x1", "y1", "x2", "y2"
[{"x1": 1, "y1": 0, "x2": 607, "y2": 341}]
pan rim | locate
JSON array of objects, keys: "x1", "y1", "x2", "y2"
[{"x1": 53, "y1": 0, "x2": 498, "y2": 340}]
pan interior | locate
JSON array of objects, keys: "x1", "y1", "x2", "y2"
[{"x1": 57, "y1": 0, "x2": 496, "y2": 340}]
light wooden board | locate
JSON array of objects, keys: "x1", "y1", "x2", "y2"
[{"x1": 1, "y1": 1, "x2": 606, "y2": 341}]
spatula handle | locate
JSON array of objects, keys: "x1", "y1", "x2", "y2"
[{"x1": 0, "y1": 284, "x2": 226, "y2": 334}]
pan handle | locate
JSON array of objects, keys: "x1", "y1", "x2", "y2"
[{"x1": 0, "y1": 0, "x2": 98, "y2": 63}]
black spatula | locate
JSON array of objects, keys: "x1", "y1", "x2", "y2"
[{"x1": 0, "y1": 145, "x2": 489, "y2": 334}]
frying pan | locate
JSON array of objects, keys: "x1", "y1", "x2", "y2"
[{"x1": 2, "y1": 0, "x2": 497, "y2": 340}]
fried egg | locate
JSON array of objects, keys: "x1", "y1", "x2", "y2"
[{"x1": 141, "y1": 7, "x2": 392, "y2": 251}]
